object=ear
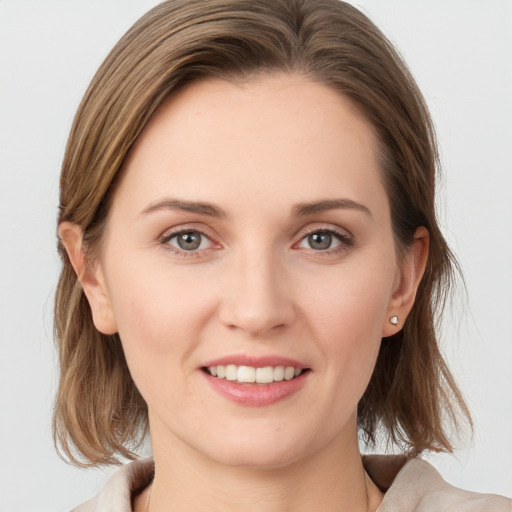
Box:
[58,222,118,335]
[382,226,429,337]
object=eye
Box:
[164,230,213,252]
[297,229,352,252]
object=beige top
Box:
[71,456,512,512]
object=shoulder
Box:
[70,455,510,512]
[70,457,154,512]
[364,455,512,512]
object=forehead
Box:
[116,73,387,218]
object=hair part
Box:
[54,0,471,467]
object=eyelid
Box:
[293,224,354,253]
[159,225,221,258]
[158,219,223,242]
[295,223,353,242]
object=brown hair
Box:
[54,0,471,467]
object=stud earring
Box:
[389,315,399,325]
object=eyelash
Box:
[159,228,214,258]
[159,227,354,258]
[297,227,354,256]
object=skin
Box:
[60,74,428,511]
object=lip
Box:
[200,354,310,407]
[201,369,309,407]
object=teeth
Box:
[256,366,273,383]
[226,364,237,381]
[206,365,304,384]
[237,366,256,383]
[273,366,284,381]
[284,366,295,380]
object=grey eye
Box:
[307,232,333,250]
[298,230,346,251]
[163,229,215,254]
[174,231,204,250]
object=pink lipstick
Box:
[200,355,310,407]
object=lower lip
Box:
[201,370,309,407]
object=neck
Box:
[140,417,383,512]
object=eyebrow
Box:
[141,197,372,219]
[293,198,372,218]
[141,198,226,218]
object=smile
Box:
[205,365,304,384]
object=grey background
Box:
[1,1,511,510]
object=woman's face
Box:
[82,74,419,468]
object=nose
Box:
[218,249,296,337]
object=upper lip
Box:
[202,354,308,369]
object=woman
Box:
[53,0,511,510]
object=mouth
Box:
[201,358,311,406]
[203,365,308,384]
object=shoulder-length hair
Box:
[54,0,471,466]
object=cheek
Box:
[302,261,394,339]
[300,262,394,387]
[106,248,210,336]
[103,254,216,390]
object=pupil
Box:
[309,232,331,250]
[178,232,201,250]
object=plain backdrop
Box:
[0,1,511,510]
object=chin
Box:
[213,445,305,471]
[195,426,320,471]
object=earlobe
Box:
[58,222,118,335]
[382,227,429,337]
